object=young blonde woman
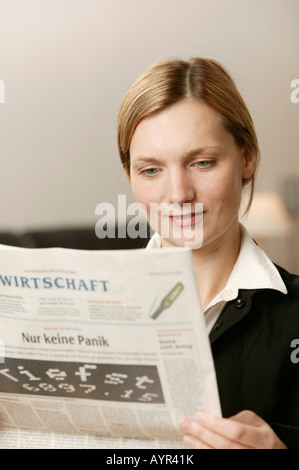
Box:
[117,58,299,449]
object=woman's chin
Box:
[161,231,204,249]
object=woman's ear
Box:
[242,148,256,181]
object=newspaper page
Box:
[0,244,221,449]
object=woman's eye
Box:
[140,168,159,177]
[193,160,214,169]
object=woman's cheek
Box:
[133,179,160,207]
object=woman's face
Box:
[129,99,255,249]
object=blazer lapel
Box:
[209,290,253,344]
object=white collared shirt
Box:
[146,226,287,333]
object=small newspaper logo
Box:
[0,80,5,104]
[0,340,5,363]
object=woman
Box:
[117,58,299,449]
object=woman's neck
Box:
[192,223,242,310]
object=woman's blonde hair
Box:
[117,57,260,213]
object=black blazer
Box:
[209,264,299,449]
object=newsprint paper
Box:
[0,244,221,449]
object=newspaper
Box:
[0,244,221,449]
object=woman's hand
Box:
[179,410,287,449]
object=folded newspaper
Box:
[0,244,221,449]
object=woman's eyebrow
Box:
[182,146,224,159]
[131,157,161,168]
[132,146,224,166]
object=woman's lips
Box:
[168,212,204,227]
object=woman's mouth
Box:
[169,212,204,227]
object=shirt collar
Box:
[146,232,163,249]
[207,226,288,309]
[145,226,288,309]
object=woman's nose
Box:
[166,170,195,204]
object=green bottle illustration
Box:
[151,282,184,320]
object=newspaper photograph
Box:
[0,245,221,448]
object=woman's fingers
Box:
[179,410,286,449]
[180,416,252,449]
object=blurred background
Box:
[0,0,298,272]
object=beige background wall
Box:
[0,0,298,271]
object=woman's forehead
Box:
[130,100,229,161]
